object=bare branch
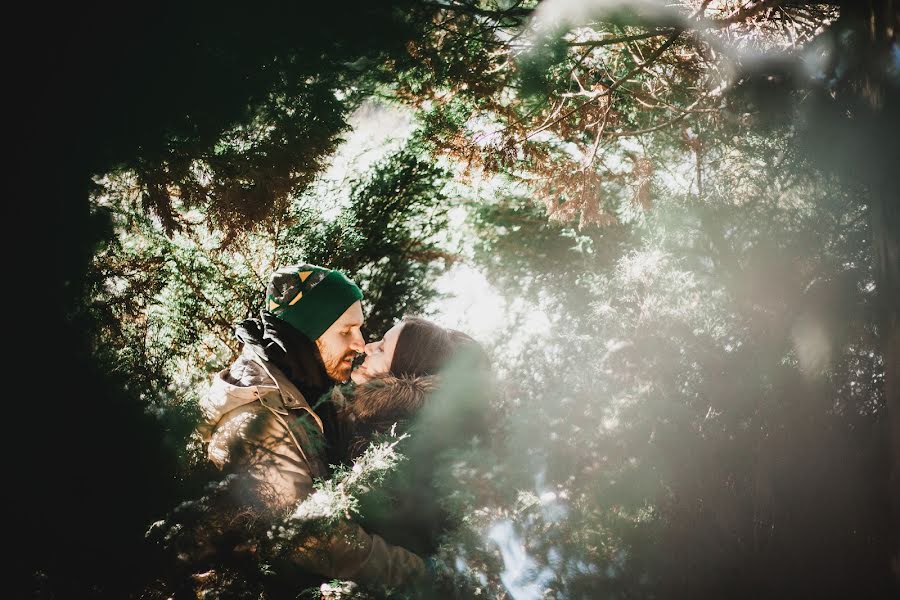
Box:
[422,0,534,23]
[523,30,683,141]
[705,0,782,28]
[566,30,674,47]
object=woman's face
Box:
[351,322,404,384]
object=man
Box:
[244,264,364,455]
[198,264,425,587]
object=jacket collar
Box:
[235,310,333,404]
[198,347,324,442]
[336,374,438,423]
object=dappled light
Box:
[21,1,899,599]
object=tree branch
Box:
[704,0,782,28]
[566,30,673,47]
[422,0,534,23]
[523,29,683,141]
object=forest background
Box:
[17,1,899,599]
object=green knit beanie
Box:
[265,264,363,341]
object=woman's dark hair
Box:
[389,317,490,377]
[389,317,455,378]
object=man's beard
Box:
[316,340,355,382]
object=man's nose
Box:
[349,331,365,352]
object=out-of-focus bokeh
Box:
[21,1,898,598]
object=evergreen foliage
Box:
[21,1,899,599]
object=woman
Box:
[329,317,491,555]
[331,317,487,461]
[351,317,469,384]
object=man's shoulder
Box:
[224,348,276,388]
[205,348,327,454]
[208,397,321,454]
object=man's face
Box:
[316,300,365,382]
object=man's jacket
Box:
[199,345,425,586]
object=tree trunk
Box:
[837,0,900,583]
[874,181,900,583]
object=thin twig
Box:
[704,0,782,28]
[609,111,692,138]
[566,30,673,47]
[422,0,533,23]
[522,30,683,141]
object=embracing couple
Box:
[198,264,488,590]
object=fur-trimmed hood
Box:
[329,374,439,465]
[332,374,438,424]
[329,370,492,467]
